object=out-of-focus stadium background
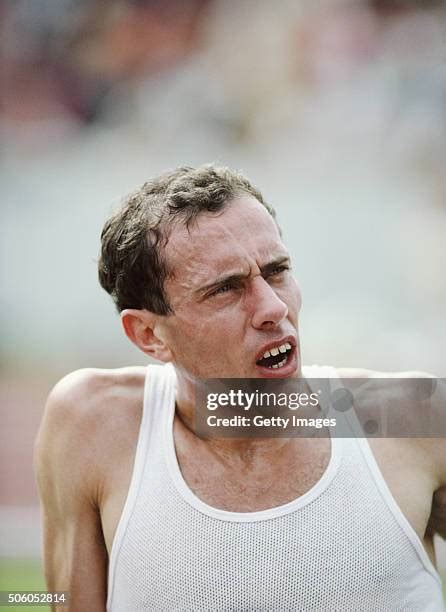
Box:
[1,0,446,605]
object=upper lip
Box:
[254,335,296,364]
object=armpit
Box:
[428,487,446,540]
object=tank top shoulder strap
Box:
[107,363,177,610]
[143,362,177,426]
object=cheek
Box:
[158,317,197,359]
[295,284,303,312]
[285,279,302,316]
[165,312,221,355]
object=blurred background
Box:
[1,0,446,605]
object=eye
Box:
[210,283,234,297]
[267,264,290,277]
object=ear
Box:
[121,309,173,363]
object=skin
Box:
[34,196,446,611]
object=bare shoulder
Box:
[335,366,440,411]
[41,366,146,432]
[35,366,147,504]
[36,365,147,463]
[335,367,446,484]
[335,366,438,397]
[335,366,437,380]
[46,365,146,407]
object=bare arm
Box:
[427,378,446,540]
[338,368,446,539]
[34,371,109,611]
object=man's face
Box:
[157,195,302,379]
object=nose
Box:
[250,276,288,330]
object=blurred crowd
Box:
[0,0,210,128]
[1,0,446,167]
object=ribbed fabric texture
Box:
[107,365,444,612]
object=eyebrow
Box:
[196,256,291,296]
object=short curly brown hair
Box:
[98,164,277,315]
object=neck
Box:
[173,365,312,459]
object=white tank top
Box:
[107,364,444,611]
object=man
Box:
[35,165,446,611]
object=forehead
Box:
[164,196,286,290]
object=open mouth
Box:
[256,342,293,370]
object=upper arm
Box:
[34,370,109,611]
[338,369,446,538]
[426,378,446,538]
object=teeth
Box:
[262,342,292,360]
[272,358,287,369]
